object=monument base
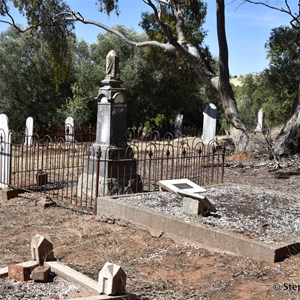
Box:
[77,173,143,198]
[78,155,142,197]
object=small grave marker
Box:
[31,234,55,265]
[158,179,216,216]
[24,117,34,146]
[174,112,183,138]
[202,103,217,144]
[65,116,74,142]
[0,114,11,189]
[98,262,127,296]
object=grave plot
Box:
[0,234,136,300]
[112,185,300,244]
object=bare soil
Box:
[0,154,300,300]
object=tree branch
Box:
[58,11,176,52]
[143,0,178,44]
[172,1,187,43]
[243,0,299,29]
[0,1,30,33]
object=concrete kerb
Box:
[96,196,300,263]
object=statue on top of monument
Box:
[96,50,123,101]
[105,50,119,79]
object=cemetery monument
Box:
[79,50,142,197]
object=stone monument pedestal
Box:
[78,50,142,198]
[80,145,142,197]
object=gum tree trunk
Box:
[216,0,248,151]
[274,82,300,155]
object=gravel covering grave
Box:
[118,185,300,243]
[0,277,83,300]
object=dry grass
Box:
[0,189,299,299]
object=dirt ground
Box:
[0,154,300,300]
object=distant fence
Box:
[0,130,225,214]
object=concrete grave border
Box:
[0,233,136,300]
[45,262,135,300]
[97,195,300,263]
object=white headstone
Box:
[174,113,183,138]
[65,116,74,142]
[24,117,34,146]
[255,109,264,132]
[0,114,11,188]
[202,103,217,144]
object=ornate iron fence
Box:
[0,130,225,214]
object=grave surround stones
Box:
[30,266,51,282]
[98,262,127,296]
[31,234,55,265]
[2,234,136,299]
[8,261,38,282]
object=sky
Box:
[0,0,297,76]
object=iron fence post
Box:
[95,145,101,200]
[221,143,225,183]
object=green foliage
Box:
[1,0,74,89]
[235,26,299,129]
[93,27,218,131]
[140,1,207,48]
[57,83,92,125]
[144,114,168,135]
[96,0,119,15]
[0,27,72,129]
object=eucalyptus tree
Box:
[242,0,300,155]
[90,26,216,130]
[65,0,245,134]
[0,27,72,129]
[0,0,246,139]
[0,0,74,88]
[6,0,299,154]
[235,24,299,129]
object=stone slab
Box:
[158,179,206,194]
[45,261,98,294]
[0,188,18,201]
[97,196,300,263]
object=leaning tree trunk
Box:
[274,82,300,155]
[216,0,248,151]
